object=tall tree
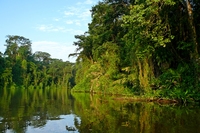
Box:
[122,0,175,91]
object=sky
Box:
[0,0,99,62]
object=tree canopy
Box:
[0,35,75,89]
[70,0,200,102]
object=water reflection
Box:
[0,88,200,133]
[0,87,75,133]
[73,93,200,133]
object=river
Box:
[0,87,200,133]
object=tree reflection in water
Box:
[0,88,200,133]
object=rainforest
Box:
[1,0,200,103]
[0,35,75,90]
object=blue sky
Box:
[0,0,99,62]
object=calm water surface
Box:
[0,88,200,133]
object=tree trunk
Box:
[185,0,199,88]
[185,0,198,60]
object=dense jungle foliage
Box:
[0,35,75,89]
[1,0,200,103]
[70,0,200,102]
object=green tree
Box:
[122,0,175,91]
[1,35,74,89]
[71,0,134,93]
[71,0,200,101]
[33,51,51,65]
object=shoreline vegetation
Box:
[71,90,189,105]
[69,0,200,105]
[1,0,200,105]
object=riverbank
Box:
[113,97,179,105]
[71,90,183,105]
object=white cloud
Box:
[37,24,85,35]
[85,0,94,5]
[51,26,65,32]
[54,18,60,21]
[63,6,91,21]
[64,28,84,34]
[37,25,66,32]
[32,41,58,45]
[32,41,77,62]
[66,20,73,24]
[37,25,53,32]
[78,9,91,20]
[74,20,81,26]
[38,25,49,31]
[34,2,94,63]
[76,0,95,5]
[37,4,92,33]
[71,29,84,35]
[64,11,74,16]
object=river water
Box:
[0,88,200,133]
